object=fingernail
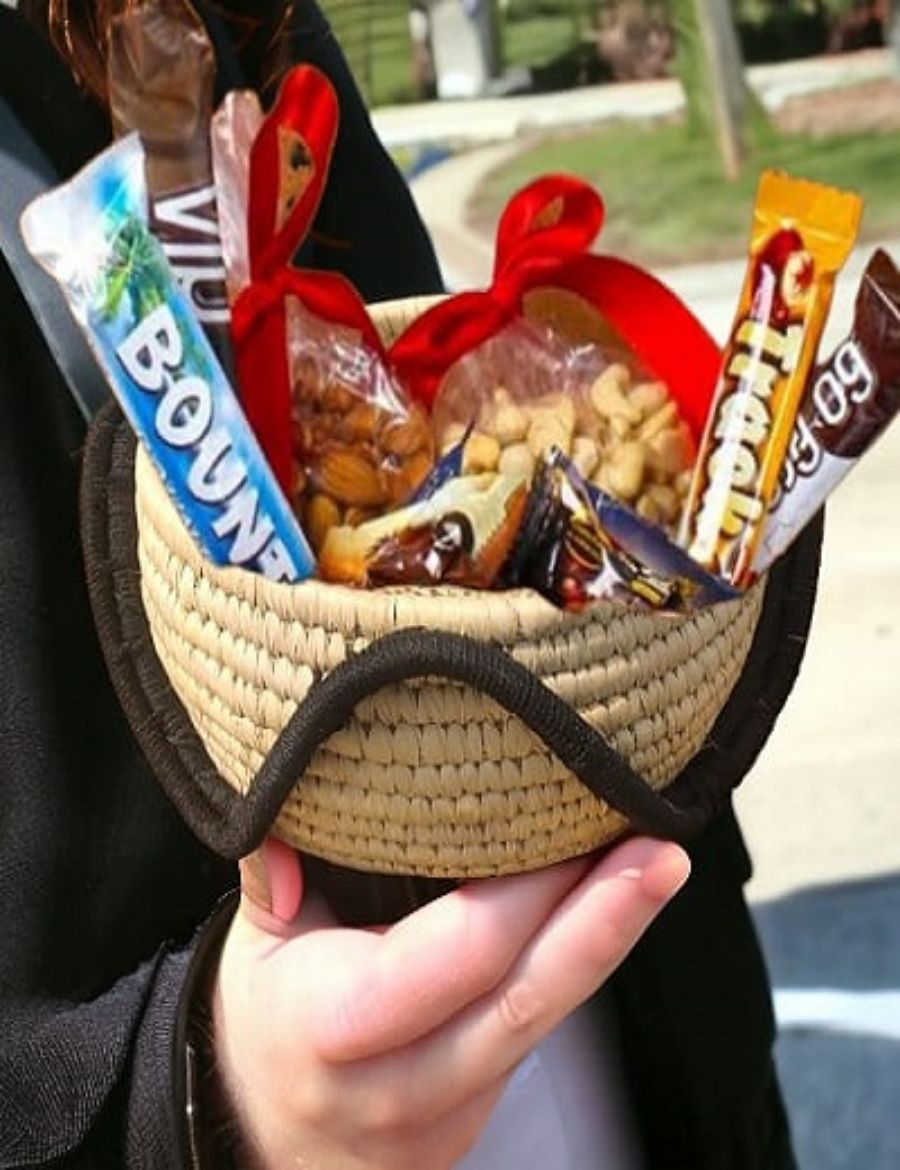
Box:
[642,843,691,902]
[240,849,272,914]
[613,839,691,901]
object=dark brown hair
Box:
[23,0,292,103]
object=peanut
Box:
[635,492,661,525]
[642,482,680,525]
[590,365,642,425]
[306,493,342,551]
[629,380,668,418]
[528,419,571,459]
[435,358,694,537]
[497,443,534,478]
[491,401,529,445]
[440,422,469,452]
[571,435,600,478]
[647,423,693,478]
[462,432,501,473]
[606,441,646,501]
[639,400,679,443]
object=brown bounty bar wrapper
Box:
[679,171,861,587]
[108,0,234,376]
[754,248,900,574]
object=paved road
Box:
[755,876,900,1169]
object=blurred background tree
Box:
[671,0,754,178]
[318,0,894,108]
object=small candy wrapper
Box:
[754,248,900,573]
[21,134,314,584]
[409,423,474,503]
[318,473,529,589]
[504,456,683,611]
[108,0,234,376]
[563,456,739,609]
[679,171,862,586]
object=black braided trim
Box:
[80,404,822,867]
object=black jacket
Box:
[0,5,795,1166]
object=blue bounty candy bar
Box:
[21,134,315,584]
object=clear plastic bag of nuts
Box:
[287,298,435,551]
[431,317,696,537]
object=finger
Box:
[455,837,688,1086]
[238,836,304,935]
[314,854,593,1062]
[372,837,689,1115]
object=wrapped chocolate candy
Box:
[318,473,529,589]
[504,457,681,611]
[108,0,233,375]
[679,171,862,586]
[754,248,900,573]
[568,458,738,609]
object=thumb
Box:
[238,836,304,934]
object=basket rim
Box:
[81,403,824,875]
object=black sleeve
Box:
[0,253,238,1167]
[608,809,796,1169]
[288,2,445,301]
[0,6,441,1163]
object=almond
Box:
[340,401,379,442]
[381,412,431,458]
[305,493,342,551]
[386,448,433,503]
[313,448,388,508]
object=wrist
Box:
[177,893,259,1169]
[185,983,258,1169]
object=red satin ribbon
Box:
[235,65,343,491]
[390,174,721,440]
[236,149,722,491]
[247,65,339,281]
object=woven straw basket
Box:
[121,295,773,881]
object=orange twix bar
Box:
[679,171,862,586]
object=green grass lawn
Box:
[468,120,900,266]
[502,14,580,70]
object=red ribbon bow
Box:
[389,174,721,440]
[233,79,721,494]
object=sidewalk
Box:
[375,48,893,150]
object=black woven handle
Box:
[243,627,709,856]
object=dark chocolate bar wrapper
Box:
[755,248,900,573]
[109,0,234,378]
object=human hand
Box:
[212,834,690,1170]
